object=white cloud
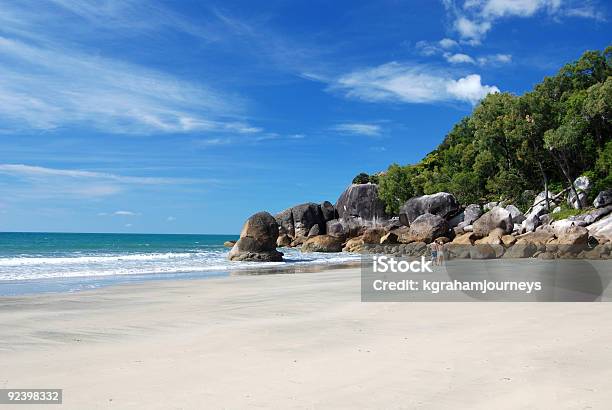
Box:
[446,74,500,104]
[454,17,492,43]
[166,216,176,222]
[451,0,603,43]
[0,164,206,199]
[0,164,186,185]
[332,62,499,105]
[445,53,476,64]
[477,53,513,65]
[333,123,382,136]
[113,210,139,216]
[478,0,561,19]
[563,6,607,21]
[439,38,459,49]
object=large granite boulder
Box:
[594,190,612,208]
[301,235,343,253]
[336,183,387,222]
[473,206,513,237]
[275,208,295,237]
[504,242,538,258]
[326,219,348,239]
[362,227,386,244]
[325,217,367,239]
[587,214,612,243]
[320,201,337,222]
[275,202,326,239]
[469,244,498,259]
[521,213,540,233]
[292,203,325,237]
[567,176,591,209]
[405,213,449,244]
[343,236,365,253]
[399,192,460,225]
[464,204,483,224]
[505,205,525,224]
[277,234,292,247]
[457,204,483,230]
[528,191,558,218]
[229,212,283,262]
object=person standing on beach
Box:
[431,241,438,266]
[436,240,445,266]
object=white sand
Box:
[1,267,611,409]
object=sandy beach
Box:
[1,266,612,409]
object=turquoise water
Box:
[0,232,358,295]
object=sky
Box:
[0,0,609,234]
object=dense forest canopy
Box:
[371,46,612,215]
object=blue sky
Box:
[0,0,609,234]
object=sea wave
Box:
[0,252,197,266]
[0,248,359,281]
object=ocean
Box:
[0,232,359,295]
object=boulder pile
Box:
[229,176,611,262]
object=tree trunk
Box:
[559,151,582,209]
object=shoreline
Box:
[0,258,362,297]
[2,265,612,409]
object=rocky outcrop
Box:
[275,208,295,237]
[379,232,398,244]
[223,240,236,248]
[528,191,559,218]
[336,184,387,222]
[505,204,525,224]
[343,236,366,253]
[470,244,498,259]
[277,234,292,247]
[504,243,538,258]
[567,176,592,209]
[473,206,513,237]
[404,213,449,243]
[326,219,348,239]
[301,235,344,253]
[456,204,482,230]
[587,214,612,243]
[308,225,321,237]
[320,201,337,221]
[229,212,283,262]
[399,192,460,225]
[594,190,612,208]
[362,227,386,244]
[325,217,367,240]
[292,203,325,237]
[275,202,331,241]
[521,213,540,233]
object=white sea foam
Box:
[0,248,359,281]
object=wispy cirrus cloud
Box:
[0,1,263,135]
[332,123,383,137]
[0,164,209,199]
[331,62,499,105]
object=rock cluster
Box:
[229,175,611,261]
